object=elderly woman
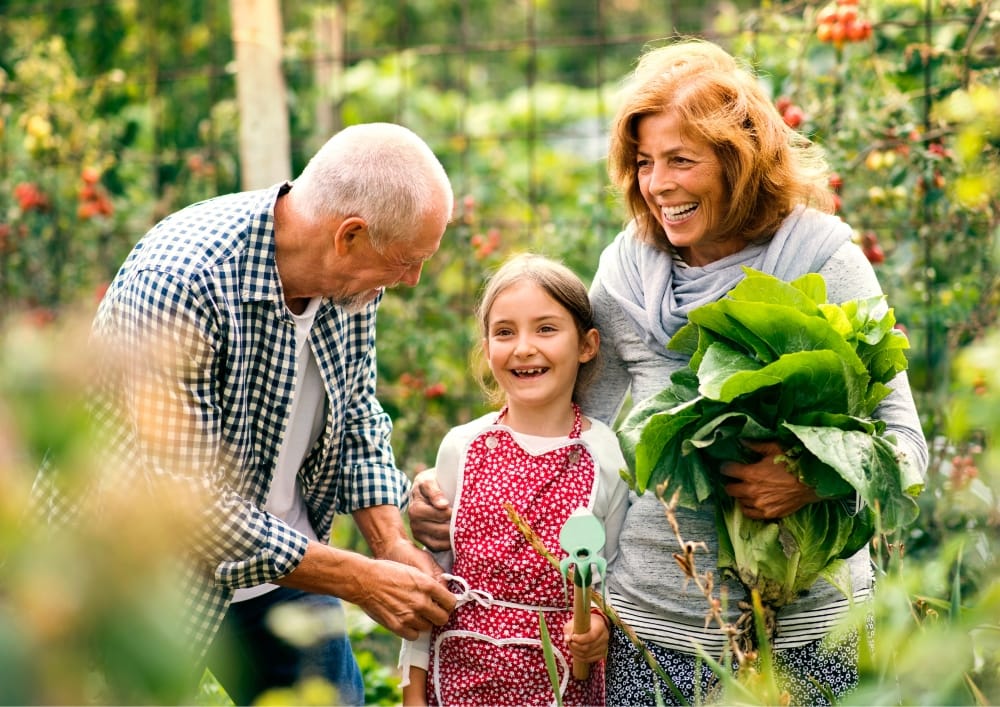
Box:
[411,38,927,705]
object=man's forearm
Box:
[274,508,454,639]
[354,504,445,580]
[274,540,372,603]
[353,503,412,559]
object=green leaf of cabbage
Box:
[617,267,923,613]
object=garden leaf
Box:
[616,268,921,620]
[783,422,922,530]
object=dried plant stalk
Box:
[503,501,683,700]
[505,482,767,702]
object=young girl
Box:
[399,253,630,706]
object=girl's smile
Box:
[483,280,598,434]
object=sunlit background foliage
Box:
[0,0,997,704]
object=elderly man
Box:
[37,123,457,704]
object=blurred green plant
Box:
[841,323,1000,703]
[0,0,999,701]
[0,308,205,704]
[0,18,237,319]
[195,670,236,706]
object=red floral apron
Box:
[428,404,604,706]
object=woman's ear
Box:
[579,328,600,363]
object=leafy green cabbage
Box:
[617,268,923,624]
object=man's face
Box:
[328,207,448,311]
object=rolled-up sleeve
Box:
[336,345,411,512]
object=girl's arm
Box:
[584,417,631,565]
[402,667,428,706]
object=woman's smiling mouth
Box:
[662,202,699,222]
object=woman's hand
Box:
[721,440,820,519]
[408,469,453,552]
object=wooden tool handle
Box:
[572,581,591,680]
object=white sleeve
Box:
[398,631,431,687]
[583,419,631,568]
[399,419,483,685]
[425,423,469,572]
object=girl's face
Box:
[483,281,598,416]
[636,110,740,265]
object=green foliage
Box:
[0,0,998,703]
[194,671,235,706]
[0,16,236,316]
[845,535,1000,705]
[618,270,920,636]
[253,676,340,706]
[538,612,564,707]
[725,0,1000,428]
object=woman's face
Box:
[636,111,739,265]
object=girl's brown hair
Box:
[473,252,600,406]
[607,38,835,250]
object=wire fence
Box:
[0,0,994,314]
[1,0,816,215]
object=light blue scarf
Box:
[596,206,852,350]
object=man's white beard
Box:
[333,287,382,315]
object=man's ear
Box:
[333,216,368,256]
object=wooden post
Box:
[229,0,291,188]
[312,5,344,151]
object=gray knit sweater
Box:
[580,210,928,653]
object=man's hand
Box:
[721,440,820,520]
[407,468,452,552]
[352,505,454,632]
[380,535,446,581]
[276,541,456,641]
[348,556,455,640]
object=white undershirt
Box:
[232,298,327,602]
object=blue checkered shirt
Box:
[69,183,410,662]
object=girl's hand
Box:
[563,610,609,664]
[721,440,820,519]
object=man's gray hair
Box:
[293,123,454,251]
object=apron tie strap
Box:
[442,573,495,608]
[443,573,569,612]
